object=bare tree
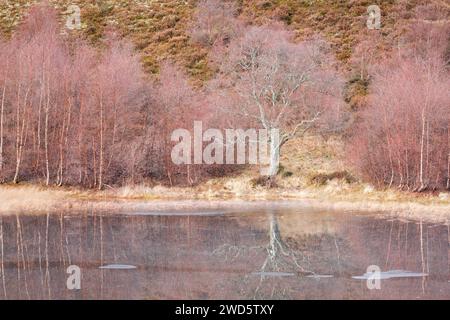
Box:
[213,25,344,177]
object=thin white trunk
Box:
[36,76,44,170]
[98,94,104,190]
[447,125,450,189]
[0,85,5,173]
[419,109,426,190]
[44,97,50,186]
[268,142,280,177]
[13,88,29,184]
[0,61,8,176]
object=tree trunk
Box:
[13,87,29,184]
[78,96,84,185]
[418,109,426,191]
[0,61,8,179]
[44,92,50,186]
[98,95,104,190]
[36,74,44,171]
[14,110,29,183]
[0,84,5,174]
[268,135,280,177]
[447,125,450,189]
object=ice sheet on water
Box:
[251,272,295,277]
[124,210,229,216]
[306,274,334,279]
[99,264,137,270]
[352,270,428,280]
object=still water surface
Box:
[0,204,448,299]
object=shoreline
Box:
[1,183,450,223]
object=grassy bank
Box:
[1,177,450,223]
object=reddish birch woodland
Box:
[349,6,450,191]
[0,2,448,191]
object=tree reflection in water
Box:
[214,211,320,299]
[0,208,448,299]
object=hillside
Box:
[0,0,444,80]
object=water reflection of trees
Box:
[0,210,448,299]
[213,211,350,299]
[253,212,316,299]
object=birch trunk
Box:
[44,82,50,186]
[268,142,280,177]
[98,94,104,190]
[0,84,5,174]
[419,109,426,191]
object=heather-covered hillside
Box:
[1,0,446,79]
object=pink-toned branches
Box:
[349,47,450,190]
[212,24,344,175]
[0,4,147,188]
[349,7,450,191]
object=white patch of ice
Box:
[352,270,428,280]
[125,211,228,216]
[251,272,295,277]
[306,274,334,279]
[99,264,137,270]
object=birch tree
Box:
[214,25,343,177]
[350,16,450,191]
[0,39,9,180]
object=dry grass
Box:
[0,184,68,214]
[1,177,450,223]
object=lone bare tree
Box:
[213,25,343,177]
